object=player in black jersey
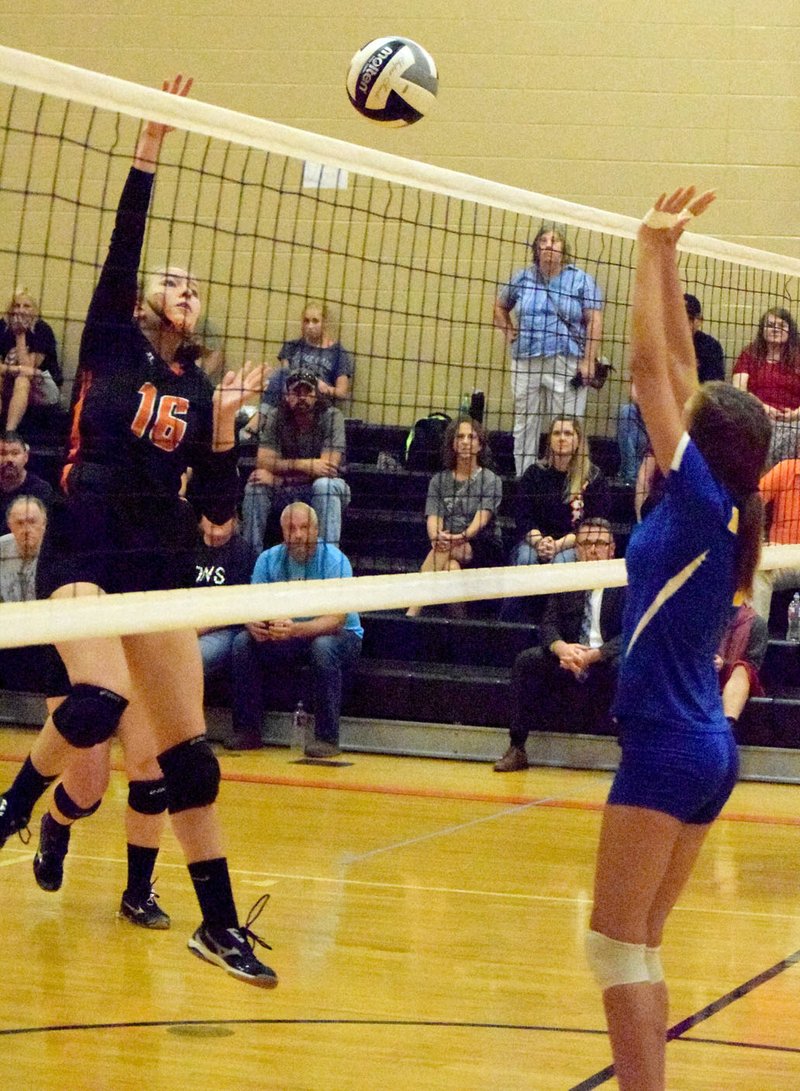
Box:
[0,76,278,987]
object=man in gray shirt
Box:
[0,493,46,603]
[241,368,351,552]
[0,494,66,694]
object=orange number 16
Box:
[131,382,190,452]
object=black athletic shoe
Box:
[188,893,278,988]
[118,886,171,930]
[33,813,70,892]
[0,794,30,850]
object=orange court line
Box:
[2,748,799,827]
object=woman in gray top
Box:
[407,417,503,616]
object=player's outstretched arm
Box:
[133,74,193,174]
[631,186,715,473]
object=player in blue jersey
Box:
[585,188,771,1090]
[0,77,278,988]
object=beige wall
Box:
[3,2,798,432]
[8,0,798,254]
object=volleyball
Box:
[346,37,438,127]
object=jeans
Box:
[199,626,241,680]
[498,542,577,621]
[230,628,362,744]
[241,477,351,552]
[616,402,649,485]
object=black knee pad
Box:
[127,778,168,816]
[157,737,220,814]
[52,684,129,749]
[53,782,101,821]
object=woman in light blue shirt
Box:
[493,224,603,475]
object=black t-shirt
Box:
[695,330,725,383]
[0,318,61,385]
[194,533,255,588]
[513,462,610,541]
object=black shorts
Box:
[37,490,197,599]
[0,645,70,699]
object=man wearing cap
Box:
[241,368,351,552]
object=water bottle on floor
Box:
[787,593,800,643]
[291,700,310,751]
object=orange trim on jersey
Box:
[61,369,93,493]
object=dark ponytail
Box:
[688,382,771,595]
[735,492,765,595]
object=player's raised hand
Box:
[640,186,716,247]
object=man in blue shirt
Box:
[227,501,362,756]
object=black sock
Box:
[43,813,70,843]
[126,844,159,899]
[188,857,238,931]
[6,757,57,819]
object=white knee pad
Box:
[645,945,664,984]
[585,929,650,990]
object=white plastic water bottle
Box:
[787,592,800,643]
[291,700,310,750]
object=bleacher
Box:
[3,416,800,779]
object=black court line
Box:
[569,947,800,1090]
[0,1017,605,1038]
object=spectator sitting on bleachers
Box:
[752,457,800,624]
[241,368,351,551]
[0,288,62,433]
[259,300,353,411]
[194,514,255,685]
[0,430,54,534]
[511,417,609,565]
[732,308,800,467]
[494,518,624,772]
[716,602,767,725]
[406,416,503,618]
[499,417,608,622]
[228,501,362,756]
[0,495,66,694]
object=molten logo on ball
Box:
[346,36,438,127]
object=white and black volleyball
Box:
[346,37,438,127]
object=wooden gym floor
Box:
[1,726,800,1090]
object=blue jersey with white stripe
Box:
[614,434,738,730]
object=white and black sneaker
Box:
[0,794,30,850]
[188,893,278,988]
[118,886,171,930]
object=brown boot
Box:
[493,746,529,772]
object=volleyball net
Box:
[0,46,799,646]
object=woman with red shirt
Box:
[732,307,800,465]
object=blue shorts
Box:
[608,719,739,825]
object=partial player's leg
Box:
[116,696,170,929]
[589,803,685,1091]
[122,628,277,987]
[32,701,109,892]
[0,583,130,849]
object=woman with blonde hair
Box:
[0,76,277,988]
[0,287,62,430]
[263,299,354,406]
[510,416,609,567]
